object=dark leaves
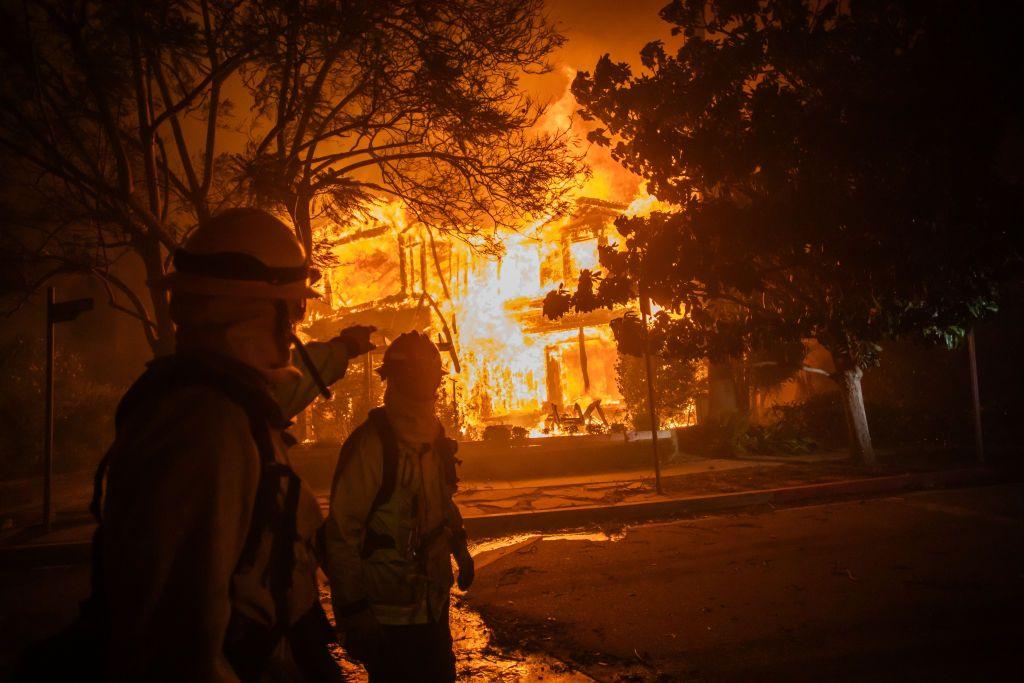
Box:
[549,0,1021,371]
[541,287,572,320]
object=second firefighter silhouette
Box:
[325,331,473,682]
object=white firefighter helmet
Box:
[162,208,319,300]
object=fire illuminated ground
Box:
[4,483,1019,681]
[322,579,595,683]
[466,484,1024,681]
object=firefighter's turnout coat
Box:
[98,341,349,682]
[325,403,465,626]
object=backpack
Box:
[15,352,342,683]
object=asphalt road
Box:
[467,484,1024,682]
[2,484,1021,681]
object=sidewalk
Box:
[0,452,1008,566]
[461,464,1002,538]
[455,458,781,515]
[0,453,835,545]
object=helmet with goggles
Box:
[163,208,319,300]
[378,331,443,379]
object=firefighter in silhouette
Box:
[19,208,375,682]
[325,331,473,683]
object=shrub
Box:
[615,354,700,431]
[0,335,119,480]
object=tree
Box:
[0,333,120,479]
[545,0,1023,465]
[613,319,702,430]
[232,0,582,260]
[0,0,271,355]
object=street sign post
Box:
[639,285,663,495]
[967,329,984,463]
[43,287,93,531]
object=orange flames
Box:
[301,72,674,438]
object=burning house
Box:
[298,198,630,442]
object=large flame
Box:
[302,72,680,438]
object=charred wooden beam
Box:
[579,326,591,392]
[517,306,624,334]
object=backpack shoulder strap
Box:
[322,408,402,561]
[434,427,461,489]
[330,420,371,496]
[330,408,400,512]
[367,408,400,512]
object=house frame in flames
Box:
[298,198,630,441]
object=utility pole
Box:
[43,286,93,531]
[967,329,984,463]
[639,286,663,494]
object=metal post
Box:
[640,290,663,494]
[43,286,55,531]
[967,329,984,463]
[39,289,91,531]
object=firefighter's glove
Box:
[341,608,384,668]
[334,325,376,358]
[455,547,475,591]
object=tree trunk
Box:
[836,365,876,467]
[139,238,175,357]
[734,355,751,417]
[292,194,314,260]
[706,359,739,424]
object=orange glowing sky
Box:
[524,0,676,204]
[199,1,674,205]
[527,0,675,101]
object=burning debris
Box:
[299,197,638,441]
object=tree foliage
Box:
[232,0,583,259]
[545,0,1023,462]
[0,334,120,480]
[615,346,701,431]
[0,0,581,354]
[0,0,271,353]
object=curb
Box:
[0,467,1005,568]
[461,466,1003,539]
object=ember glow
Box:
[302,196,633,437]
[295,75,678,438]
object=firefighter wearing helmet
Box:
[90,208,372,682]
[325,331,473,683]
